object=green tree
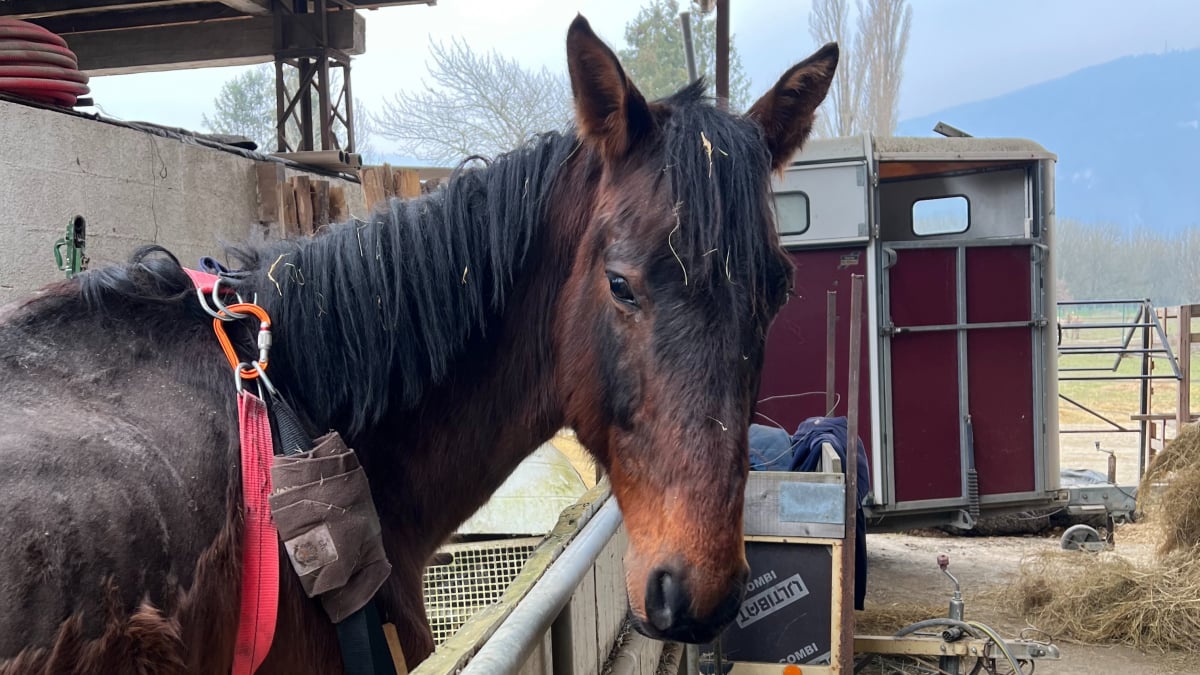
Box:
[617,0,751,111]
[202,64,275,151]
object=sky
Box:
[85,0,1200,144]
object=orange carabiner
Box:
[213,302,273,380]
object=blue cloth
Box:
[788,416,870,504]
[748,423,795,471]
[748,416,869,610]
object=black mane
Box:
[658,79,787,314]
[73,81,786,437]
[228,130,581,434]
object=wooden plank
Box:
[1,0,194,18]
[820,442,843,474]
[382,623,409,675]
[359,165,394,212]
[313,180,331,231]
[394,168,421,199]
[31,5,241,34]
[827,539,845,674]
[854,635,988,657]
[278,181,299,237]
[291,175,314,236]
[1179,305,1192,431]
[593,527,629,668]
[66,12,366,76]
[255,161,285,225]
[564,567,599,674]
[214,0,272,14]
[516,630,552,675]
[1132,413,1184,421]
[329,186,348,222]
[729,665,833,675]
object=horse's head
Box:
[555,16,838,644]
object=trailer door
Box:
[878,166,1049,517]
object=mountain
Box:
[897,49,1200,234]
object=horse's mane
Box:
[73,79,784,437]
[226,129,581,433]
[658,80,785,314]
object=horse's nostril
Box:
[646,567,689,632]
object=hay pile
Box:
[855,602,946,636]
[1012,547,1200,651]
[1138,422,1200,555]
[1010,423,1200,652]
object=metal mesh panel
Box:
[421,537,542,645]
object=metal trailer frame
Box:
[757,132,1082,533]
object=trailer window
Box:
[912,196,969,236]
[773,191,809,236]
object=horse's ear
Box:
[746,42,839,172]
[566,14,653,162]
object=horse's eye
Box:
[607,273,637,306]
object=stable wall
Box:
[0,99,366,306]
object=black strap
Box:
[265,393,398,675]
[335,602,398,675]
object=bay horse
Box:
[0,15,837,674]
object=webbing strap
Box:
[184,267,220,294]
[232,389,280,675]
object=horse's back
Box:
[0,293,238,669]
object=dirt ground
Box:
[858,527,1195,674]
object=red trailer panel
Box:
[965,246,1036,496]
[757,247,872,465]
[887,248,963,503]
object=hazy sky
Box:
[86,0,1200,141]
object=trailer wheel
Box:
[1060,524,1102,551]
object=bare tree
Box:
[858,0,912,136]
[808,0,860,137]
[808,0,911,137]
[372,37,571,164]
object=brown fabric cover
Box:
[269,432,391,622]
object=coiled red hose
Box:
[0,18,89,107]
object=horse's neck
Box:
[270,150,596,559]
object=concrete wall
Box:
[0,99,366,306]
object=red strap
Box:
[184,268,220,294]
[232,390,279,674]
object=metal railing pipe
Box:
[461,496,624,675]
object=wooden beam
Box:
[279,182,299,237]
[67,11,366,76]
[0,1,197,19]
[290,176,314,236]
[255,160,285,225]
[328,186,348,223]
[213,0,272,15]
[33,5,242,35]
[1179,304,1193,432]
[313,180,331,231]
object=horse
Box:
[0,15,837,674]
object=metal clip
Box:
[197,276,249,321]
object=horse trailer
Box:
[757,132,1065,532]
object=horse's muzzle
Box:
[633,563,747,644]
